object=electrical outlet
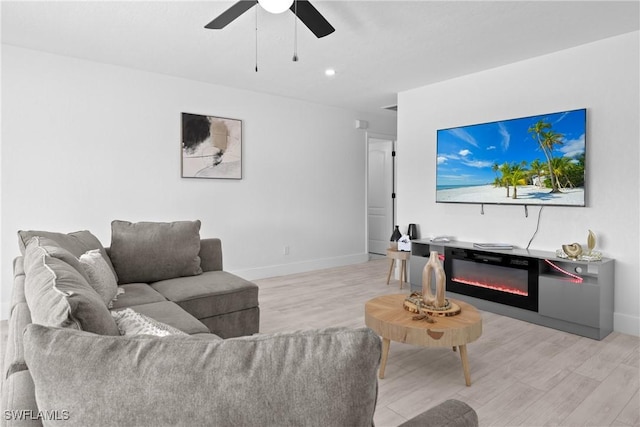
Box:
[283,246,290,255]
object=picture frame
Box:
[181,112,242,179]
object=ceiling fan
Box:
[205,0,335,38]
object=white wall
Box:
[397,32,640,336]
[0,45,397,319]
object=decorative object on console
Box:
[555,229,601,260]
[561,243,583,259]
[587,229,596,255]
[181,113,242,179]
[555,248,602,261]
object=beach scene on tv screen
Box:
[436,109,586,206]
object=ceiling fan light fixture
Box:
[258,0,294,14]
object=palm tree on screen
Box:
[551,156,577,189]
[509,162,527,199]
[498,162,511,198]
[528,120,564,193]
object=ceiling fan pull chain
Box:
[255,5,259,72]
[292,0,298,62]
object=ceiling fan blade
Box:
[205,0,258,29]
[290,0,335,38]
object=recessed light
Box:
[325,69,336,77]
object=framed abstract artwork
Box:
[181,112,242,179]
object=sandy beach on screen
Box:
[437,184,584,205]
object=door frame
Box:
[365,132,397,255]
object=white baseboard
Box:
[614,312,640,337]
[229,253,370,281]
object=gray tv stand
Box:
[409,239,614,340]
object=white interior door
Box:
[367,136,395,255]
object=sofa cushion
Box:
[109,283,167,310]
[199,307,260,339]
[1,370,39,427]
[79,249,119,307]
[10,257,27,315]
[3,302,31,380]
[17,229,117,281]
[27,236,94,283]
[151,271,259,320]
[23,325,381,427]
[110,220,203,284]
[123,301,210,335]
[111,308,188,337]
[23,238,120,336]
[199,238,223,272]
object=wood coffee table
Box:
[364,294,482,386]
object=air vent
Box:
[382,104,398,112]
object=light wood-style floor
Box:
[2,259,638,426]
[254,259,640,427]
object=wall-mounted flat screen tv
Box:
[436,108,586,207]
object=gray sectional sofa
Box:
[1,220,478,427]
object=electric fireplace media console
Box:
[409,239,614,340]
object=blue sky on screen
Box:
[436,109,586,187]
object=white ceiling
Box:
[2,1,639,115]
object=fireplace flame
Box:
[452,277,528,296]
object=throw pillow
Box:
[79,249,118,307]
[27,236,93,283]
[23,237,120,336]
[111,308,187,336]
[17,229,118,282]
[24,325,380,427]
[109,220,203,284]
